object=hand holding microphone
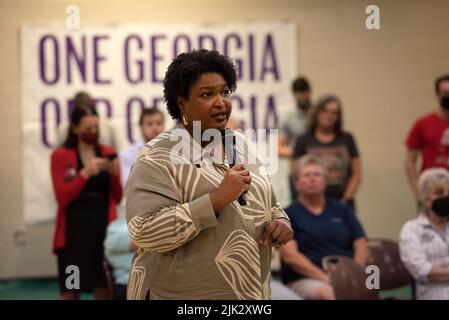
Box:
[209,128,251,214]
[222,128,248,205]
[210,164,251,213]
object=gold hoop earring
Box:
[182,113,189,126]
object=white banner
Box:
[21,23,296,223]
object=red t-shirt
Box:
[406,112,449,171]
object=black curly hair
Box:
[163,49,237,120]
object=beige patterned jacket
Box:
[125,125,290,300]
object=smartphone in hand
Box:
[105,153,117,161]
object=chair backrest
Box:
[367,238,413,291]
[322,255,379,300]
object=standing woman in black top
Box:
[292,95,361,209]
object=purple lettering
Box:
[124,35,144,84]
[151,35,166,83]
[261,34,280,81]
[248,34,255,81]
[223,34,242,79]
[126,97,145,143]
[250,95,257,131]
[66,36,86,84]
[264,95,278,129]
[173,34,192,58]
[93,35,111,84]
[41,98,61,148]
[67,99,75,121]
[39,35,60,85]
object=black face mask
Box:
[297,99,311,112]
[441,96,449,111]
[431,196,449,217]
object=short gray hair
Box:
[294,155,327,179]
[417,168,449,202]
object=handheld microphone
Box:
[222,128,247,206]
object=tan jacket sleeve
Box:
[125,155,218,252]
[270,186,291,224]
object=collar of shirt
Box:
[169,123,265,173]
[416,213,449,235]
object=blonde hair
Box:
[417,168,449,203]
[294,154,328,180]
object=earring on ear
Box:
[182,113,189,126]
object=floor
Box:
[0,279,413,300]
[0,279,94,300]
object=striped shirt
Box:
[125,125,290,300]
[399,214,449,299]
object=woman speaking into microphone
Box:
[125,49,292,300]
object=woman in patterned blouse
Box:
[125,49,292,300]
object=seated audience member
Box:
[104,218,137,300]
[280,155,369,300]
[120,108,165,186]
[399,168,449,300]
